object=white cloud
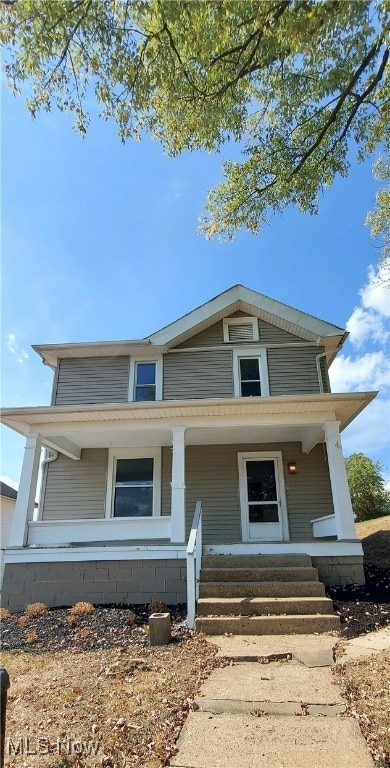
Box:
[346,306,389,348]
[360,261,390,318]
[345,260,390,347]
[341,397,390,458]
[329,350,389,392]
[7,333,29,364]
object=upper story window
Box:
[239,357,261,396]
[233,347,269,397]
[129,357,162,402]
[223,317,259,343]
[135,362,156,401]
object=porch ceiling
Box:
[1,392,377,454]
[41,423,318,450]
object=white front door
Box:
[238,452,289,542]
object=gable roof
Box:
[33,284,347,366]
[149,285,347,360]
[0,481,17,500]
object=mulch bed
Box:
[326,563,390,639]
[2,563,389,651]
[1,604,189,654]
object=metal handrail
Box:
[186,501,202,628]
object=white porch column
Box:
[9,433,43,547]
[170,426,186,543]
[323,421,356,540]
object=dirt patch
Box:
[0,604,187,654]
[334,649,390,767]
[327,564,390,639]
[1,630,225,768]
[326,517,390,639]
[356,515,390,568]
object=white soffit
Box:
[0,392,377,437]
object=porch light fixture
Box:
[288,462,297,474]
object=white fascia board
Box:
[204,541,364,556]
[5,545,186,564]
[33,340,166,367]
[149,284,346,347]
[0,392,378,436]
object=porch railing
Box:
[186,501,202,629]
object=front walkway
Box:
[168,632,384,768]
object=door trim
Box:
[238,451,290,543]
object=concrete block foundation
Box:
[1,559,187,612]
[312,555,365,586]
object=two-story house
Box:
[1,286,376,633]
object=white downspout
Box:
[36,450,58,521]
[316,352,327,393]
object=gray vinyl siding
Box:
[258,320,302,344]
[41,449,108,520]
[55,357,130,405]
[176,321,224,348]
[267,346,327,395]
[175,315,302,349]
[163,349,234,400]
[41,443,333,542]
[181,443,333,544]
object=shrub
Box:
[148,600,169,615]
[69,601,95,616]
[0,608,12,620]
[73,628,91,642]
[125,610,136,628]
[26,630,38,644]
[25,602,48,617]
[18,615,30,627]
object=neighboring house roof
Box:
[0,482,17,501]
[32,284,348,367]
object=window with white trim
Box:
[128,357,162,401]
[106,448,161,518]
[223,317,259,343]
[233,347,269,397]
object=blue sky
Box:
[1,83,389,489]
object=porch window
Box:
[113,458,154,517]
[106,448,162,518]
[233,347,270,397]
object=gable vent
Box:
[228,323,255,342]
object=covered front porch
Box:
[3,393,373,553]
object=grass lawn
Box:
[333,515,390,768]
[0,608,223,768]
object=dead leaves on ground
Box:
[335,649,390,767]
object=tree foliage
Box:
[346,452,390,522]
[1,0,389,238]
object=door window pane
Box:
[246,460,276,502]
[135,363,156,401]
[249,504,279,523]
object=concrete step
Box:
[199,580,326,598]
[197,596,334,617]
[202,554,312,568]
[200,566,319,583]
[195,613,340,635]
